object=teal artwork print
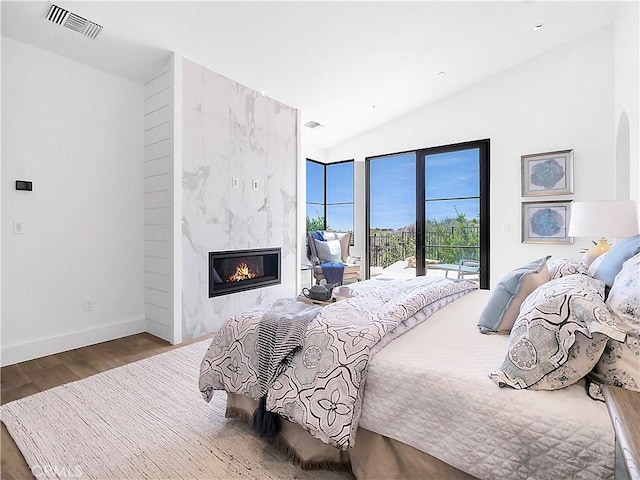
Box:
[530,159,565,189]
[530,208,564,236]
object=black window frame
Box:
[306,158,355,239]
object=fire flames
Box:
[228,262,257,282]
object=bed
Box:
[199,248,640,479]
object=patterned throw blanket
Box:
[255,298,321,397]
[199,276,477,450]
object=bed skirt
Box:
[225,393,475,480]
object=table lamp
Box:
[568,200,639,266]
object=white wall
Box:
[614,2,639,204]
[1,37,145,365]
[325,26,616,286]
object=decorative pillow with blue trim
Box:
[477,256,550,334]
[490,274,625,391]
[592,234,640,288]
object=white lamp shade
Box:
[568,200,639,238]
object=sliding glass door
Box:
[367,140,489,288]
[366,152,416,278]
[416,141,489,288]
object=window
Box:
[306,160,325,231]
[306,159,354,235]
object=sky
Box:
[370,149,480,229]
[306,148,480,232]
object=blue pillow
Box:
[592,234,640,287]
[478,256,550,334]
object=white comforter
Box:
[360,289,615,480]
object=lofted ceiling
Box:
[1,1,621,149]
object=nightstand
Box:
[603,385,640,480]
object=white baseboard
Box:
[1,317,147,367]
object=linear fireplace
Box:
[209,248,281,297]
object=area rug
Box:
[1,340,352,480]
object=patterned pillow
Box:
[314,239,342,263]
[590,253,640,392]
[477,256,550,334]
[490,275,625,390]
[547,257,588,280]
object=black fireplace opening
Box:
[209,248,281,297]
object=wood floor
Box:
[1,332,210,480]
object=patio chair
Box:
[426,257,479,282]
[307,231,361,285]
[457,258,480,282]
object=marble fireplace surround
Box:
[181,58,298,341]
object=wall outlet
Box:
[84,298,93,311]
[13,221,24,235]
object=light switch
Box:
[232,177,239,189]
[13,221,24,234]
[252,180,259,190]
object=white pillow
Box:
[314,239,342,263]
[324,231,350,262]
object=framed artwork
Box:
[522,200,573,244]
[521,149,574,197]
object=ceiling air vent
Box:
[304,121,324,129]
[46,4,103,39]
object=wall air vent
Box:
[304,121,324,129]
[46,4,103,39]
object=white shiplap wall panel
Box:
[144,173,172,193]
[145,68,171,96]
[145,287,172,310]
[145,190,172,208]
[144,122,171,146]
[144,224,172,242]
[144,207,172,226]
[145,88,172,114]
[144,256,172,274]
[144,240,172,259]
[144,156,172,178]
[144,106,171,131]
[144,272,172,293]
[144,60,174,343]
[144,140,171,162]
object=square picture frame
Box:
[522,200,573,244]
[521,149,574,197]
